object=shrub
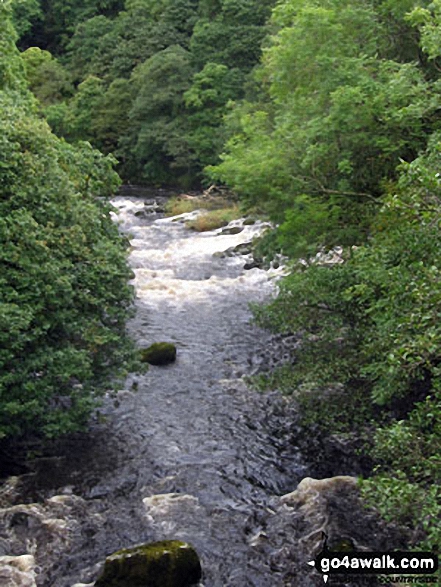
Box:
[252,136,441,550]
[0,16,138,438]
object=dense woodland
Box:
[1,0,441,560]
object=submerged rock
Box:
[94,540,201,587]
[140,343,177,366]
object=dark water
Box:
[0,195,310,587]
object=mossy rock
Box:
[219,226,243,235]
[95,540,201,587]
[140,342,177,366]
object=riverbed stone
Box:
[0,555,37,587]
[280,476,408,555]
[218,226,243,235]
[140,343,177,366]
[94,541,201,587]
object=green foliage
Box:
[184,63,244,170]
[0,12,137,440]
[209,0,440,253]
[65,0,198,83]
[190,0,273,71]
[120,45,195,184]
[407,0,441,61]
[21,0,274,186]
[252,133,441,551]
[34,0,124,52]
[361,474,441,551]
[0,1,28,94]
[22,47,73,105]
[65,76,105,140]
[11,0,42,39]
[65,15,116,81]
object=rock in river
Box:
[0,555,37,587]
[140,342,177,366]
[94,540,201,587]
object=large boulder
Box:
[140,343,177,366]
[278,476,408,558]
[94,541,201,587]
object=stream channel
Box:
[1,191,320,587]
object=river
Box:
[1,192,318,586]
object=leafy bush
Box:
[0,9,137,439]
[252,135,441,549]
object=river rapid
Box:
[1,192,318,586]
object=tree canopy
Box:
[1,3,136,439]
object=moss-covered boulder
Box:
[140,343,177,366]
[95,540,201,587]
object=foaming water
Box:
[1,195,307,587]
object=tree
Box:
[120,45,195,184]
[209,0,439,253]
[253,135,441,552]
[32,0,124,53]
[0,1,28,94]
[190,0,274,71]
[22,46,73,105]
[0,6,136,439]
[184,63,244,170]
[11,0,42,39]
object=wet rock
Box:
[281,476,360,553]
[247,332,300,375]
[280,476,407,556]
[0,477,22,508]
[243,261,260,270]
[243,218,256,226]
[0,555,37,587]
[218,226,243,236]
[133,200,166,217]
[255,476,408,586]
[213,242,253,260]
[140,343,177,366]
[0,494,106,586]
[94,541,201,587]
[232,242,253,255]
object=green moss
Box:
[140,342,177,366]
[95,540,201,587]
